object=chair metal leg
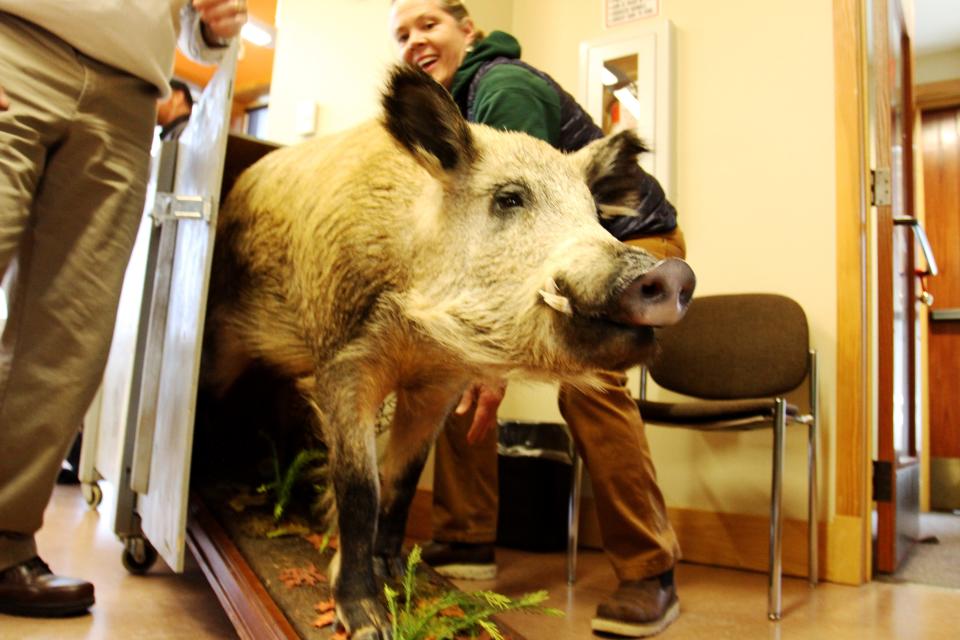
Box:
[808,350,819,587]
[808,419,818,587]
[567,450,584,584]
[768,398,787,620]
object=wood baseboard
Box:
[579,497,867,584]
[406,489,865,585]
[918,78,960,111]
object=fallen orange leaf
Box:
[303,532,328,551]
[312,611,336,628]
[439,604,466,618]
[314,598,336,614]
[277,563,326,588]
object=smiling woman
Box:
[388,0,478,90]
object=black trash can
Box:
[496,420,574,552]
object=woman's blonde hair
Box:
[438,0,486,40]
[393,0,486,40]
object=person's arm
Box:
[471,65,562,145]
[179,0,246,64]
[0,86,8,111]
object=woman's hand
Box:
[0,85,9,111]
[194,0,247,42]
[456,380,508,445]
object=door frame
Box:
[868,0,922,575]
[834,0,926,583]
[832,0,873,586]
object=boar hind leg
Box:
[374,383,462,578]
[319,385,391,639]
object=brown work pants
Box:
[0,13,156,571]
[433,228,685,581]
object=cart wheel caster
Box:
[122,537,158,575]
[82,482,103,509]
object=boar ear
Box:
[572,130,650,211]
[382,64,477,178]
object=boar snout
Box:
[611,258,695,327]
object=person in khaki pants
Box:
[0,0,245,618]
[435,229,686,585]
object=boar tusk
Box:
[540,290,574,315]
[539,278,574,316]
[597,203,640,219]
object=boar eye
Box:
[492,186,527,213]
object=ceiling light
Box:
[613,86,643,120]
[241,20,275,47]
[601,67,619,86]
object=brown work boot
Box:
[0,557,94,617]
[591,570,679,637]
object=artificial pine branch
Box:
[384,545,563,639]
[257,446,327,521]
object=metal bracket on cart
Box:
[151,193,215,224]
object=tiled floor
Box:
[472,548,959,640]
[0,484,236,640]
[3,484,959,639]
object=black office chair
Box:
[636,293,818,620]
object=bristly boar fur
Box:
[201,64,694,639]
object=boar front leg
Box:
[317,377,391,639]
[374,382,465,578]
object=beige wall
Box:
[917,47,960,84]
[265,0,394,143]
[266,0,840,523]
[266,0,514,143]
[500,0,838,522]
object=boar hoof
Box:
[351,627,389,640]
[336,598,392,640]
[373,553,407,580]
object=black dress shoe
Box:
[420,540,497,580]
[0,557,94,617]
[56,464,81,485]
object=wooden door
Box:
[869,0,921,573]
[922,106,960,511]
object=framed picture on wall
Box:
[579,20,675,199]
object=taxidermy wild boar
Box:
[201,64,694,639]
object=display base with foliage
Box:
[192,366,559,639]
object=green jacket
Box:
[450,31,562,145]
